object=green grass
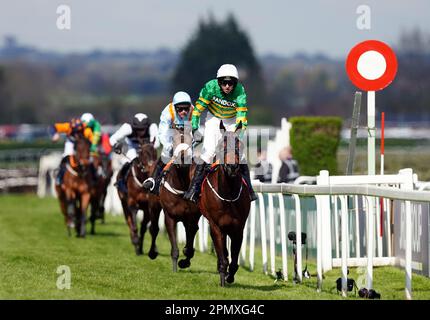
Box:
[1,194,430,300]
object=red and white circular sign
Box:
[346,40,397,91]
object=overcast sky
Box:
[1,0,429,58]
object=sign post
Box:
[346,40,397,292]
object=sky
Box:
[0,0,429,58]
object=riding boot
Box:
[183,163,211,203]
[115,161,131,194]
[240,164,258,202]
[142,158,165,195]
[56,156,69,186]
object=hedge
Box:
[289,116,343,176]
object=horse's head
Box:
[74,132,91,168]
[171,124,193,167]
[137,142,157,174]
[216,121,243,178]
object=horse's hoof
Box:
[148,250,158,260]
[178,259,191,269]
[172,260,178,272]
[135,247,143,256]
[226,274,235,284]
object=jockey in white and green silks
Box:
[183,64,258,203]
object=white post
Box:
[400,168,414,300]
[368,91,376,176]
[258,193,268,274]
[333,196,340,258]
[203,218,209,252]
[249,199,256,271]
[366,196,375,290]
[294,194,302,283]
[240,214,249,265]
[278,193,288,281]
[376,199,383,257]
[318,170,332,272]
[340,195,349,297]
[367,91,376,278]
[386,198,392,257]
[316,194,323,291]
[198,217,204,252]
[355,196,361,258]
[268,194,276,276]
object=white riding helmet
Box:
[172,91,192,106]
[216,64,239,80]
[80,113,94,123]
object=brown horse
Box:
[89,152,113,233]
[56,132,93,237]
[159,124,202,272]
[199,121,251,286]
[117,142,162,257]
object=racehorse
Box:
[199,121,251,286]
[89,151,113,232]
[117,142,162,257]
[55,131,93,237]
[159,124,202,272]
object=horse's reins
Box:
[205,171,244,203]
[160,143,192,196]
[118,149,153,188]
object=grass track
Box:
[1,194,430,300]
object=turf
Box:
[1,194,430,300]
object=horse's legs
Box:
[79,192,91,238]
[99,188,107,224]
[209,222,228,287]
[164,212,179,272]
[65,190,76,237]
[138,203,150,256]
[178,218,199,269]
[129,205,141,255]
[90,197,97,235]
[226,232,243,284]
[148,203,161,260]
[122,200,140,255]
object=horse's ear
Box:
[235,121,242,133]
[219,120,226,132]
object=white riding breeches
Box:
[63,139,75,157]
[200,112,246,164]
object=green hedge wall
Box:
[290,116,342,176]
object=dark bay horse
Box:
[117,143,162,257]
[90,150,113,230]
[55,132,93,237]
[199,121,251,286]
[159,125,202,272]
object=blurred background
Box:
[2,0,430,192]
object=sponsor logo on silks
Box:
[212,96,236,107]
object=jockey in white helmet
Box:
[141,91,194,195]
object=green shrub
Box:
[290,116,342,176]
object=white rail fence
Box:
[195,168,430,300]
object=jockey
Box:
[142,91,194,195]
[80,113,102,157]
[183,64,258,203]
[49,117,94,186]
[109,113,159,194]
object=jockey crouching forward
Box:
[142,91,194,195]
[109,113,159,194]
[183,64,258,203]
[49,117,95,186]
